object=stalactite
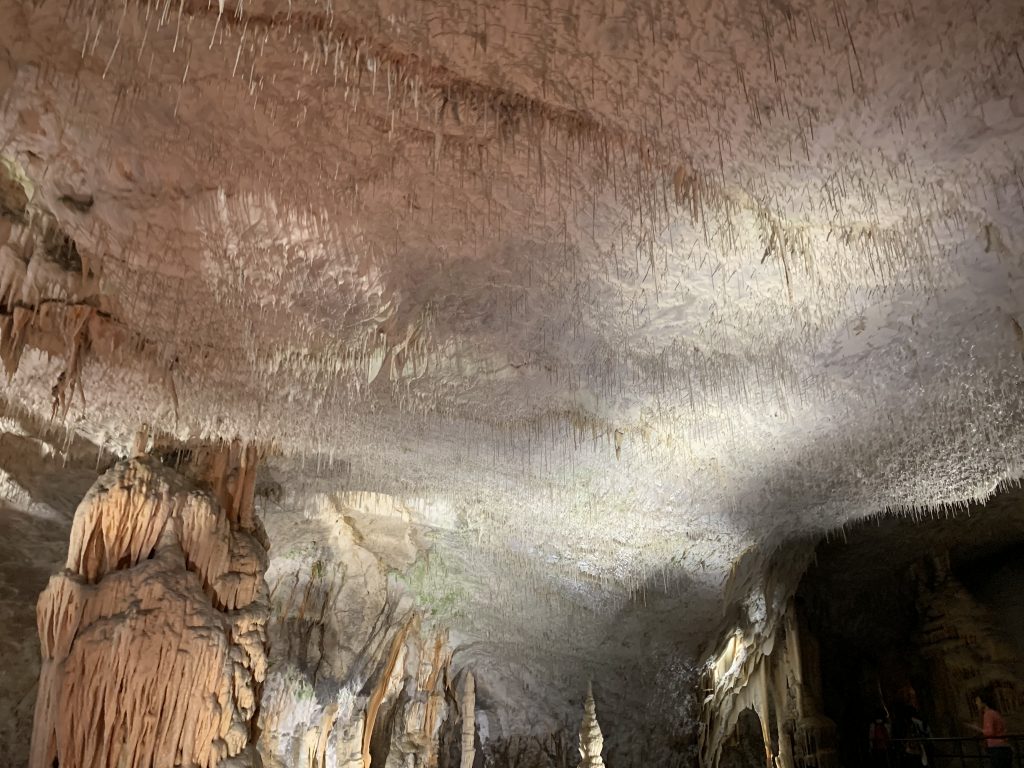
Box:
[3,4,1024,764]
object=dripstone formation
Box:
[1,0,1023,764]
[31,457,270,768]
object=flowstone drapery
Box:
[29,456,270,768]
[699,598,837,768]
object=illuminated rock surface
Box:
[0,0,1023,765]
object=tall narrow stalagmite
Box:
[362,617,414,768]
[578,682,606,768]
[29,456,270,768]
[460,671,476,768]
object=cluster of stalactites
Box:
[29,454,270,768]
[699,599,838,768]
[144,433,266,534]
[578,682,606,768]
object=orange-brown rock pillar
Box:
[29,456,270,768]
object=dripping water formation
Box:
[0,0,1023,766]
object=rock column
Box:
[460,672,476,768]
[29,456,270,768]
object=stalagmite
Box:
[578,682,606,768]
[29,456,269,768]
[460,671,476,768]
[362,617,414,768]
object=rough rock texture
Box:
[791,499,1024,755]
[700,563,838,768]
[0,0,1023,759]
[255,486,451,768]
[914,552,1024,727]
[0,407,107,768]
[30,457,269,768]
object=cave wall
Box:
[1,0,1024,762]
[255,487,452,768]
[958,549,1024,681]
[700,596,838,768]
[912,553,1024,737]
[698,538,843,768]
[11,431,1024,768]
[718,710,768,768]
[0,409,112,768]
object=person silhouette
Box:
[968,691,1011,768]
[869,708,892,768]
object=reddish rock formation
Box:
[30,457,269,768]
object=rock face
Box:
[1,0,1024,760]
[29,457,269,768]
[253,488,452,768]
[2,6,1024,740]
[0,410,108,768]
[255,610,450,768]
[913,553,1024,732]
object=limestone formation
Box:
[29,457,269,768]
[578,683,605,768]
[460,672,476,768]
[0,198,173,419]
[250,486,455,768]
[0,0,1023,763]
[700,596,838,768]
[913,554,1024,727]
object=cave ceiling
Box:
[1,0,1024,729]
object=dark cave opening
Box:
[720,708,770,768]
[797,490,1024,768]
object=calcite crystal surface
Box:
[0,0,1022,763]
